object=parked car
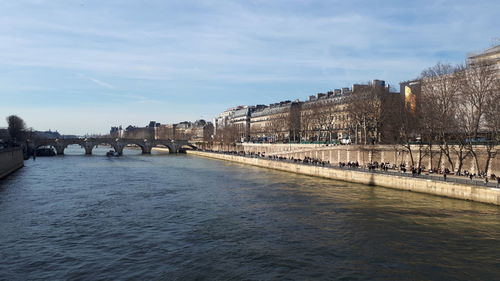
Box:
[340,138,351,145]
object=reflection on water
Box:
[0,152,499,280]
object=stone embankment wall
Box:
[206,143,500,176]
[188,150,500,206]
[0,147,24,179]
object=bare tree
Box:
[301,101,322,142]
[249,122,263,142]
[347,83,389,145]
[478,66,500,174]
[394,94,418,167]
[268,111,289,142]
[202,123,214,147]
[211,125,239,150]
[419,63,462,171]
[456,62,498,174]
[347,92,369,144]
[6,115,26,142]
[289,102,301,142]
[318,100,340,142]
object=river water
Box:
[1,147,499,280]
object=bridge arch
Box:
[34,143,54,150]
[179,144,198,152]
[64,144,86,155]
[91,141,119,155]
[59,139,87,155]
[118,142,148,155]
[33,144,59,155]
[150,143,173,154]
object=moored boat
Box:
[35,148,56,157]
[106,150,120,157]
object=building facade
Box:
[467,44,500,68]
[154,120,214,142]
[249,101,299,142]
[223,80,400,144]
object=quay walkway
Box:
[189,150,500,205]
[199,150,500,188]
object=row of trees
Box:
[397,61,499,174]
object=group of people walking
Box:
[203,149,500,187]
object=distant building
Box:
[34,130,61,139]
[61,135,79,139]
[399,80,421,114]
[213,106,244,136]
[155,124,176,140]
[109,126,123,138]
[300,89,351,142]
[467,44,500,68]
[110,121,159,140]
[212,79,401,144]
[155,120,214,142]
[250,101,300,142]
[0,128,9,142]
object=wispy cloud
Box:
[77,73,115,89]
[99,92,164,104]
[0,0,499,133]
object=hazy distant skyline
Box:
[1,0,499,135]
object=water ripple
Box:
[0,151,499,280]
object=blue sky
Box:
[1,0,499,135]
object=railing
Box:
[198,150,500,189]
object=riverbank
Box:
[187,150,500,206]
[0,147,24,179]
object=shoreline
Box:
[187,150,500,206]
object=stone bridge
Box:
[29,137,196,155]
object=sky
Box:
[1,0,499,135]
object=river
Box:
[0,146,499,280]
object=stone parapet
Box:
[0,147,24,179]
[208,143,500,176]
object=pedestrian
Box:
[484,177,489,185]
[469,174,473,181]
[497,177,500,188]
[443,173,447,181]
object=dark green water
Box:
[0,147,499,280]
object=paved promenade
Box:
[198,150,500,188]
[209,143,500,176]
